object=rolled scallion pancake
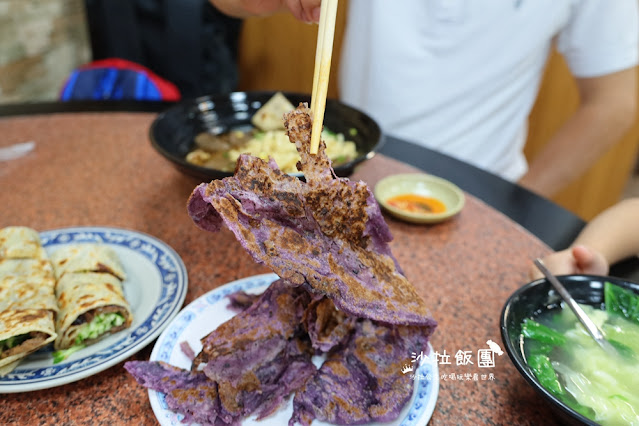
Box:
[0,228,58,376]
[0,226,47,260]
[54,272,132,351]
[0,258,58,313]
[0,309,57,375]
[50,244,126,281]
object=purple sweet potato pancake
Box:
[290,320,433,426]
[187,105,434,327]
[126,280,317,423]
[126,103,436,426]
[124,361,229,425]
[193,279,311,387]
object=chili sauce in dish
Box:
[386,194,447,214]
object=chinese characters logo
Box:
[402,340,504,381]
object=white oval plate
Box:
[0,226,188,393]
[149,273,439,426]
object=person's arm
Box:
[209,0,321,22]
[518,67,638,198]
[531,198,639,278]
[572,197,639,265]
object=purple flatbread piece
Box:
[226,290,261,313]
[187,104,435,327]
[290,320,433,426]
[180,340,196,361]
[124,360,237,426]
[252,347,317,420]
[126,348,317,425]
[212,336,316,421]
[194,279,311,387]
[126,280,317,425]
[304,297,356,353]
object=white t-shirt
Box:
[339,0,639,181]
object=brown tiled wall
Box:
[0,0,90,103]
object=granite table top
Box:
[0,112,558,425]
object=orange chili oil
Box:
[386,193,447,214]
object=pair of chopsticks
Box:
[310,0,339,155]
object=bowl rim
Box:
[148,90,384,180]
[500,274,639,426]
[373,173,466,222]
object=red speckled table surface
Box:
[0,112,560,425]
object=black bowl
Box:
[500,274,639,425]
[149,91,384,181]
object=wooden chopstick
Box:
[310,0,339,155]
[311,0,329,108]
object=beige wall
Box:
[0,0,90,103]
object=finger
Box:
[531,249,578,278]
[295,0,322,22]
[573,245,609,275]
[284,0,307,21]
[572,245,595,270]
[284,0,320,22]
[299,0,322,22]
[311,5,321,22]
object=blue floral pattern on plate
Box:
[0,227,188,393]
[148,274,439,426]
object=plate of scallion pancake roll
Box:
[0,227,57,376]
[0,226,187,393]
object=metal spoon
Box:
[533,258,620,357]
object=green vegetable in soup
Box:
[605,281,639,325]
[521,283,639,426]
[561,396,597,420]
[602,320,639,356]
[521,318,566,346]
[525,339,554,357]
[607,339,637,361]
[527,354,564,396]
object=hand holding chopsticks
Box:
[310,0,339,155]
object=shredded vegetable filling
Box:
[0,334,29,357]
[52,312,125,363]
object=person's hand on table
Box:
[530,245,609,280]
[209,0,322,22]
[529,198,639,280]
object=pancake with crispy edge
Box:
[0,226,57,376]
[0,226,47,260]
[50,244,127,281]
[54,272,132,350]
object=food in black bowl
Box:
[500,275,639,425]
[150,91,383,181]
